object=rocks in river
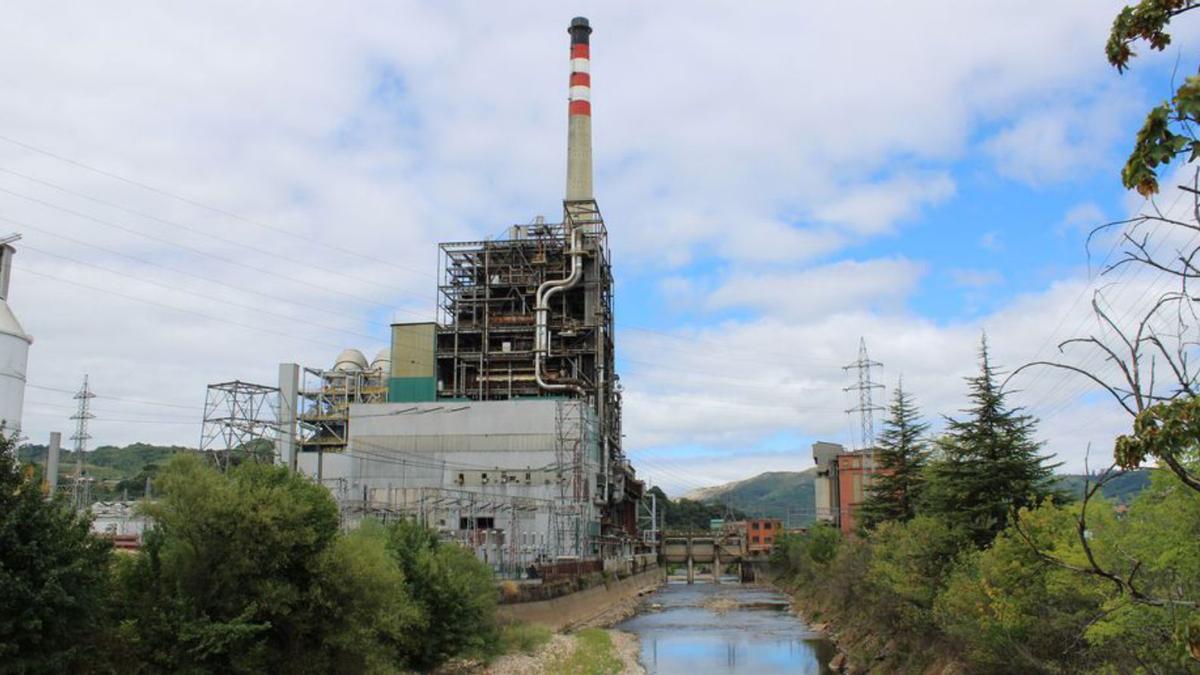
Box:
[829,652,847,671]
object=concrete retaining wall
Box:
[496,567,664,631]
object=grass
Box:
[549,628,622,675]
[499,623,553,656]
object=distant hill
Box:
[684,467,1154,526]
[17,442,191,500]
[1055,470,1152,504]
[685,468,820,525]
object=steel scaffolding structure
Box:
[199,380,280,471]
[435,202,621,485]
[296,366,387,457]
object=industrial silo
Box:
[0,236,31,436]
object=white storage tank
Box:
[0,236,31,436]
[369,347,391,374]
[332,348,368,373]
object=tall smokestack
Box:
[566,16,593,202]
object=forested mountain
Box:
[680,466,1151,526]
[17,442,189,500]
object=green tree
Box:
[858,383,929,530]
[384,519,499,670]
[935,503,1110,673]
[0,435,113,673]
[1106,0,1200,195]
[115,454,421,673]
[1084,469,1200,669]
[868,516,966,636]
[922,337,1062,547]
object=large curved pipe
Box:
[535,225,586,396]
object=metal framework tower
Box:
[69,375,95,510]
[200,380,280,471]
[553,399,586,558]
[843,338,884,450]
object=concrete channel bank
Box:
[497,567,666,632]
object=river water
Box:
[618,580,836,674]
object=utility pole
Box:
[69,375,95,511]
[843,338,884,453]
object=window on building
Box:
[752,535,760,543]
[751,522,760,530]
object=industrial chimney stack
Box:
[566,16,593,202]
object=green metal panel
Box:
[387,376,437,402]
[391,323,435,378]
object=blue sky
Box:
[3,2,1197,496]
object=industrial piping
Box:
[536,17,593,397]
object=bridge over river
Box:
[660,531,768,584]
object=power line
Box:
[0,213,403,330]
[0,167,437,301]
[17,265,348,350]
[0,185,424,314]
[0,133,435,278]
[27,383,202,410]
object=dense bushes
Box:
[0,437,114,673]
[0,450,503,674]
[771,343,1200,672]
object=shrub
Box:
[384,519,499,669]
[500,623,553,655]
[0,436,114,672]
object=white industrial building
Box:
[0,235,31,437]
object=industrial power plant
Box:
[194,16,649,576]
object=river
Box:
[617,580,837,674]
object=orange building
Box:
[836,453,876,535]
[813,441,880,535]
[745,518,782,556]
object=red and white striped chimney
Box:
[566,16,593,202]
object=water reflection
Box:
[618,581,835,674]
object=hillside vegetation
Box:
[17,442,189,500]
[684,466,1151,525]
[686,469,818,524]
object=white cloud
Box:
[0,0,1168,480]
[983,89,1140,186]
[706,258,926,319]
[813,173,956,236]
[620,270,1172,491]
[950,268,1003,288]
[980,231,1003,251]
[1060,202,1106,235]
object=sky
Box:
[3,1,1198,497]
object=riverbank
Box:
[767,576,962,675]
[455,628,643,675]
[443,569,662,674]
[497,567,665,631]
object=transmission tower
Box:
[843,337,884,451]
[200,380,280,472]
[69,375,95,510]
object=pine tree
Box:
[858,382,929,530]
[922,336,1061,548]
